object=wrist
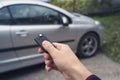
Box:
[68,63,92,80]
[86,74,101,80]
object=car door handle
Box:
[16,30,29,37]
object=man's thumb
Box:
[42,41,57,56]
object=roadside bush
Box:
[79,0,113,14]
[93,12,120,63]
[50,0,120,14]
[50,0,90,12]
[50,0,73,11]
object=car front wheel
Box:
[77,33,99,58]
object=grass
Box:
[93,12,120,63]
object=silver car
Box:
[0,0,104,73]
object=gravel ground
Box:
[1,53,120,80]
[82,53,120,80]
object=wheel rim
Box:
[81,36,98,56]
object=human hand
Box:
[38,41,80,72]
[38,41,92,80]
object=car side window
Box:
[9,4,63,25]
[0,7,11,25]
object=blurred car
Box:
[0,0,104,73]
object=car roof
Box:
[0,0,44,7]
[0,0,43,3]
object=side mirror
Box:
[62,16,69,26]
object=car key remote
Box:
[34,34,54,53]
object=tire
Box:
[77,33,99,58]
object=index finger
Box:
[38,48,44,54]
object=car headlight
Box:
[95,20,100,25]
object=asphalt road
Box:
[1,53,120,80]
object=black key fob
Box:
[34,34,53,53]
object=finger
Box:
[38,48,44,54]
[45,60,53,67]
[42,41,58,57]
[44,53,53,60]
[45,65,52,72]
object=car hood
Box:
[71,13,95,24]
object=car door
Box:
[9,4,76,66]
[0,7,21,73]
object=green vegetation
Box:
[50,0,73,11]
[93,13,120,63]
[50,0,116,14]
[50,0,91,13]
[86,0,113,14]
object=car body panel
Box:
[11,24,77,64]
[0,0,104,73]
[0,25,22,73]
